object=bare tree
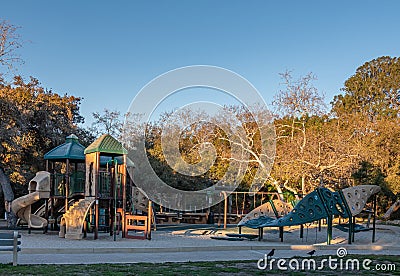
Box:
[90,109,123,138]
[272,71,327,194]
[0,20,23,226]
[0,20,23,72]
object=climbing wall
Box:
[269,189,329,227]
[245,185,380,228]
[341,185,381,216]
[132,187,149,212]
[238,200,292,229]
[238,201,275,228]
[319,188,350,218]
[272,199,293,217]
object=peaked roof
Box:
[84,134,128,155]
[44,134,86,161]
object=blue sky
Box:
[2,1,399,126]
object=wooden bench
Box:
[0,231,21,266]
[181,213,209,224]
[156,213,181,224]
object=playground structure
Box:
[11,134,154,240]
[9,133,383,246]
[10,134,286,240]
[237,185,381,244]
[237,198,295,241]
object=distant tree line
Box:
[134,57,400,214]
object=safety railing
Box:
[51,172,85,197]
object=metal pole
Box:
[327,215,332,245]
[300,224,304,238]
[114,160,117,241]
[50,197,54,230]
[95,152,99,240]
[348,214,352,244]
[122,155,127,238]
[65,159,70,213]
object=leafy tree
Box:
[0,76,89,226]
[332,56,400,119]
[332,56,400,202]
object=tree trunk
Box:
[271,180,285,201]
[301,175,306,197]
[0,167,16,227]
[383,200,400,220]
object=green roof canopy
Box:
[84,134,128,156]
[44,134,85,162]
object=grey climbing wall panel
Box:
[341,185,381,216]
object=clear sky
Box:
[2,1,399,126]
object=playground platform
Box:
[1,221,400,264]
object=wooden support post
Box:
[147,201,152,240]
[83,221,87,238]
[372,195,377,243]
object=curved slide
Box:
[11,171,51,229]
[11,191,48,228]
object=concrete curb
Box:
[21,244,400,254]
